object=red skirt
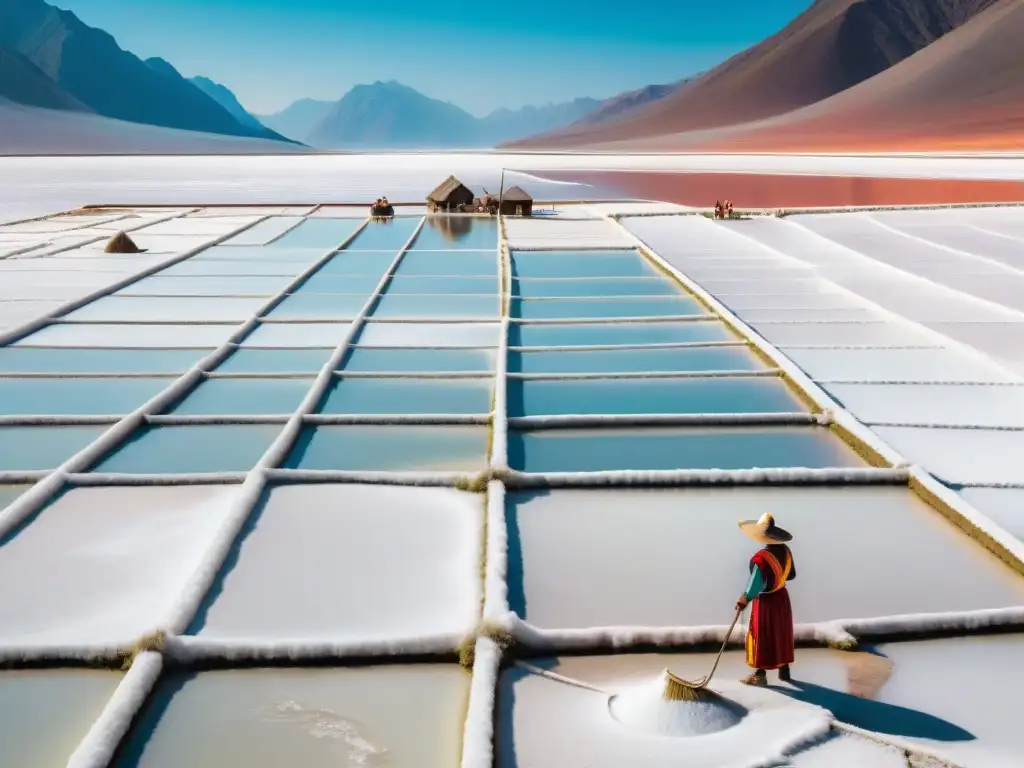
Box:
[746,587,794,670]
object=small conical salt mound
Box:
[104,232,145,253]
[608,669,745,737]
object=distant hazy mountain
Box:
[0,0,290,142]
[571,81,688,126]
[0,45,91,112]
[307,81,479,148]
[291,81,610,148]
[254,98,336,143]
[477,97,602,144]
[190,75,266,131]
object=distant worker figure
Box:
[736,513,795,686]
[726,200,735,218]
[714,200,724,219]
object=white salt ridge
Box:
[66,651,163,768]
[460,637,502,768]
[608,671,744,737]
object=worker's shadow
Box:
[772,679,974,742]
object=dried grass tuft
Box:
[120,630,166,669]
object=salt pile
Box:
[608,670,745,737]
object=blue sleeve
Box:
[744,566,765,601]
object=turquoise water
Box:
[413,216,498,249]
[0,485,29,511]
[513,278,680,298]
[295,273,384,294]
[509,427,864,472]
[512,297,704,320]
[285,425,488,471]
[169,378,313,415]
[510,321,737,347]
[92,425,282,473]
[0,378,169,416]
[311,252,396,276]
[194,246,325,263]
[119,276,290,296]
[267,219,361,249]
[510,347,763,374]
[340,347,494,373]
[394,251,497,277]
[241,322,349,347]
[220,216,303,245]
[0,348,209,374]
[508,377,802,416]
[319,377,492,415]
[370,293,499,319]
[217,348,334,374]
[156,260,306,277]
[345,218,422,250]
[353,322,500,347]
[263,293,368,320]
[511,250,657,278]
[0,426,106,471]
[387,276,499,294]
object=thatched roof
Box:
[104,232,145,253]
[428,174,471,202]
[502,185,532,201]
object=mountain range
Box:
[2,0,1018,153]
[260,81,606,149]
[507,0,1016,150]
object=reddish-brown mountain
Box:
[508,0,999,149]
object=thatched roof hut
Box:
[499,185,533,216]
[427,175,474,212]
[104,232,145,253]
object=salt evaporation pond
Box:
[508,346,763,374]
[167,377,313,415]
[510,250,659,279]
[319,377,492,415]
[92,425,283,474]
[285,425,488,471]
[0,669,122,768]
[508,426,862,473]
[344,217,421,250]
[0,486,236,645]
[113,666,466,768]
[413,215,497,250]
[216,348,334,374]
[192,485,481,640]
[0,425,107,471]
[0,377,169,416]
[505,487,1024,630]
[507,377,803,417]
[394,251,497,277]
[497,652,847,768]
[0,347,211,374]
[509,320,737,347]
[340,347,495,373]
[263,292,369,320]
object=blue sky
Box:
[56,0,813,116]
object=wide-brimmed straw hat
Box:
[738,513,792,544]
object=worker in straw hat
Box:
[736,513,796,686]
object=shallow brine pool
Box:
[0,425,108,471]
[318,377,492,415]
[509,347,763,375]
[191,484,480,640]
[285,425,488,471]
[91,425,283,474]
[114,666,466,768]
[507,377,803,417]
[508,426,862,473]
[505,487,1024,631]
[0,669,122,768]
[509,321,736,347]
